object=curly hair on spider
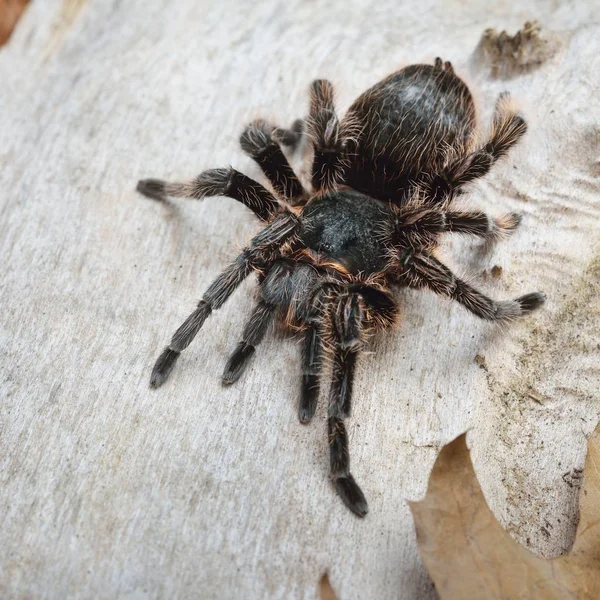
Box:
[137,56,545,518]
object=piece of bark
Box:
[410,425,600,599]
[473,20,561,78]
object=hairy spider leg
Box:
[221,300,275,384]
[299,323,324,424]
[327,291,368,517]
[442,92,527,193]
[240,119,307,205]
[307,79,350,191]
[150,212,300,387]
[299,281,399,425]
[137,167,281,222]
[398,209,523,243]
[298,284,335,424]
[398,252,545,321]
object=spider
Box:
[137,58,545,517]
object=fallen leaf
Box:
[319,573,339,600]
[0,0,29,46]
[410,424,600,599]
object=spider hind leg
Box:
[307,79,349,191]
[442,92,527,192]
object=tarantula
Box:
[137,58,545,517]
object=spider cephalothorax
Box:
[137,58,545,517]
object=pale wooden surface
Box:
[1,1,599,599]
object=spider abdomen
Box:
[344,63,476,202]
[299,190,393,276]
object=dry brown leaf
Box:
[410,424,600,599]
[0,0,29,46]
[319,573,339,600]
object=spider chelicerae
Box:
[137,57,545,517]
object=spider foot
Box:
[137,178,167,201]
[515,292,546,313]
[494,291,546,320]
[239,119,276,158]
[332,473,369,517]
[494,212,522,237]
[150,347,180,388]
[222,342,255,385]
[299,376,319,424]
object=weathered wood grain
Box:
[1,1,598,598]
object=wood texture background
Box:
[1,1,598,598]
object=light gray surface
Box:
[1,1,599,598]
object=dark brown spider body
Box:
[299,189,393,275]
[345,63,476,202]
[137,58,545,517]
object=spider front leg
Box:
[297,284,335,424]
[299,323,324,424]
[399,252,545,321]
[298,284,397,426]
[240,119,307,205]
[137,167,281,221]
[150,212,299,387]
[327,292,368,517]
[221,300,274,384]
